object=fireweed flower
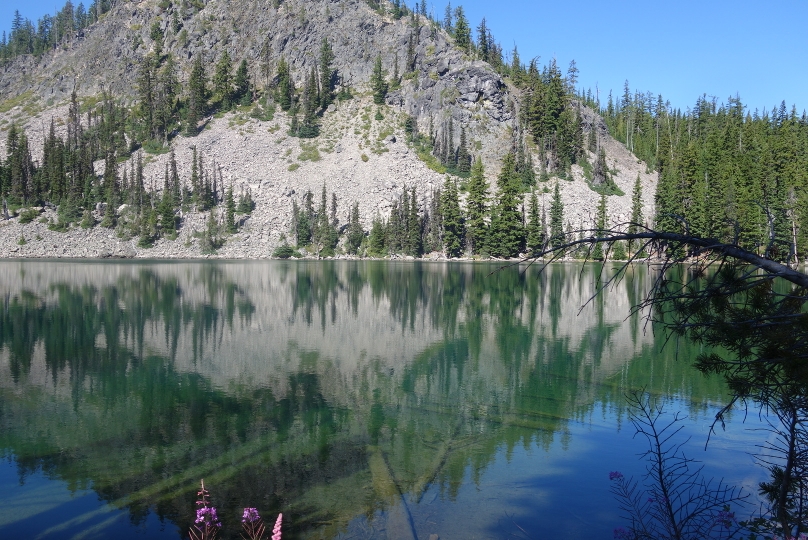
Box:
[272,513,283,540]
[242,507,261,524]
[195,506,222,528]
[609,471,624,481]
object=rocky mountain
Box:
[0,0,657,258]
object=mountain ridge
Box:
[0,0,657,259]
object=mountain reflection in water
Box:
[0,260,755,539]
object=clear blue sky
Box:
[2,0,806,114]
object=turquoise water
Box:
[0,260,764,539]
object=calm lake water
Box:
[0,260,765,539]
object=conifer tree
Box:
[346,202,364,255]
[628,174,643,256]
[424,188,443,253]
[159,164,175,236]
[234,59,250,106]
[465,157,488,254]
[442,2,452,33]
[452,6,471,52]
[549,181,564,248]
[276,57,293,111]
[441,176,462,257]
[190,146,199,209]
[297,190,313,246]
[186,55,207,135]
[457,127,471,174]
[526,191,543,254]
[318,38,335,109]
[298,67,319,138]
[369,214,386,255]
[214,50,233,111]
[592,192,607,259]
[370,54,387,105]
[487,153,524,257]
[387,199,402,254]
[100,151,118,228]
[225,184,236,233]
[476,18,489,62]
[407,187,421,256]
[406,32,416,73]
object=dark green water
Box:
[0,260,761,539]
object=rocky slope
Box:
[0,0,657,258]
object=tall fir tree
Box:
[346,202,364,255]
[487,153,524,257]
[549,181,564,248]
[592,192,607,259]
[628,174,643,256]
[186,54,207,135]
[370,54,387,105]
[213,50,233,111]
[526,191,543,254]
[318,38,335,109]
[441,176,463,257]
[465,157,489,254]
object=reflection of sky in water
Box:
[0,459,179,539]
[340,397,767,539]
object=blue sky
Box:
[2,0,806,114]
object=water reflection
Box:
[0,261,735,539]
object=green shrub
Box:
[272,244,295,258]
[18,208,40,224]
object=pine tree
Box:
[213,50,233,111]
[234,59,250,106]
[424,188,443,253]
[441,176,463,257]
[298,67,319,138]
[592,192,607,259]
[276,57,293,111]
[318,38,335,109]
[159,164,175,236]
[346,202,364,255]
[186,54,207,135]
[369,214,386,255]
[297,190,313,246]
[387,199,402,254]
[100,151,118,228]
[457,127,471,174]
[628,174,643,256]
[452,6,470,52]
[465,157,488,254]
[407,186,421,256]
[224,183,236,233]
[476,18,489,61]
[370,54,387,105]
[487,153,524,257]
[526,191,543,254]
[549,181,564,248]
[442,2,452,33]
[314,183,330,254]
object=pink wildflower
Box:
[272,513,282,540]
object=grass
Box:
[288,163,300,172]
[0,91,38,115]
[298,142,321,162]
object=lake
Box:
[0,260,765,539]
